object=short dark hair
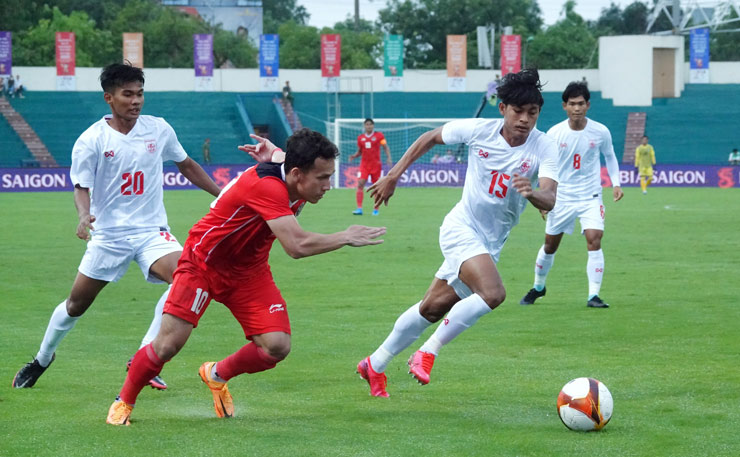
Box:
[496,68,544,107]
[285,128,338,172]
[643,135,649,139]
[100,62,144,93]
[364,118,374,124]
[562,81,590,102]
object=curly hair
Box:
[285,128,339,172]
[496,68,544,107]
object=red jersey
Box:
[185,163,305,276]
[356,131,386,167]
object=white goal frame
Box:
[330,118,459,188]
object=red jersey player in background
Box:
[348,118,392,216]
[107,128,386,425]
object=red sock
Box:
[119,344,165,405]
[215,343,280,381]
[356,188,363,208]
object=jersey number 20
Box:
[121,171,144,195]
[489,170,510,198]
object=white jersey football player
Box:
[519,81,623,309]
[356,69,558,397]
[13,63,221,389]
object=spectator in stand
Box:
[728,148,740,166]
[7,74,15,97]
[432,149,457,164]
[13,75,25,98]
[282,81,294,106]
[202,138,211,165]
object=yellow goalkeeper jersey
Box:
[635,144,656,168]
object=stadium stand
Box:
[0,98,36,167]
[6,85,740,167]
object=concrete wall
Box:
[12,61,739,96]
[599,35,685,106]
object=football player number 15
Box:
[121,171,145,195]
[489,170,510,198]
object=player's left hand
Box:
[511,173,533,198]
[539,209,548,220]
[613,186,624,202]
[239,134,283,163]
[368,175,399,207]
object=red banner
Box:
[55,32,75,76]
[321,34,341,77]
[500,34,521,76]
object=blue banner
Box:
[259,34,279,78]
[689,28,710,83]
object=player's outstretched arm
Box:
[175,157,221,196]
[238,134,285,163]
[267,215,385,259]
[512,174,557,211]
[369,127,444,207]
[73,185,95,240]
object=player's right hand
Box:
[368,176,398,207]
[77,215,95,240]
[239,134,282,163]
[345,225,386,246]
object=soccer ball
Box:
[556,377,613,431]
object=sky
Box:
[297,0,634,29]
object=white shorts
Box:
[78,230,183,284]
[545,196,605,235]
[434,211,503,300]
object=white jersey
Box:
[441,118,558,246]
[546,118,621,202]
[70,114,188,238]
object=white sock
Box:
[587,249,604,298]
[139,286,170,348]
[36,301,80,367]
[419,294,491,356]
[533,245,555,291]
[369,302,432,373]
[210,362,227,383]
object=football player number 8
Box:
[121,171,144,195]
[573,154,581,170]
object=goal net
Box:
[328,118,467,188]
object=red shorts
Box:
[164,250,290,338]
[358,164,381,184]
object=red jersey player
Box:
[348,118,392,216]
[107,129,386,425]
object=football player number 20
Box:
[121,171,144,195]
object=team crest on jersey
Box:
[589,140,597,148]
[145,140,157,154]
[104,150,115,158]
[519,159,532,174]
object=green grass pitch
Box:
[1,186,739,456]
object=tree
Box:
[13,6,116,67]
[526,1,597,69]
[377,0,543,69]
[263,0,310,34]
[278,21,321,69]
[330,19,383,69]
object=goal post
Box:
[328,118,466,188]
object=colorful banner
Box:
[55,32,76,90]
[446,35,467,92]
[501,34,521,76]
[0,31,11,76]
[259,34,279,91]
[122,33,144,68]
[384,34,404,91]
[321,34,341,91]
[193,34,214,91]
[321,34,341,77]
[3,164,739,193]
[689,28,710,84]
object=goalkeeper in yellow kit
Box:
[635,135,656,194]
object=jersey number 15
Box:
[489,170,510,198]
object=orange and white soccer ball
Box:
[557,377,613,431]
